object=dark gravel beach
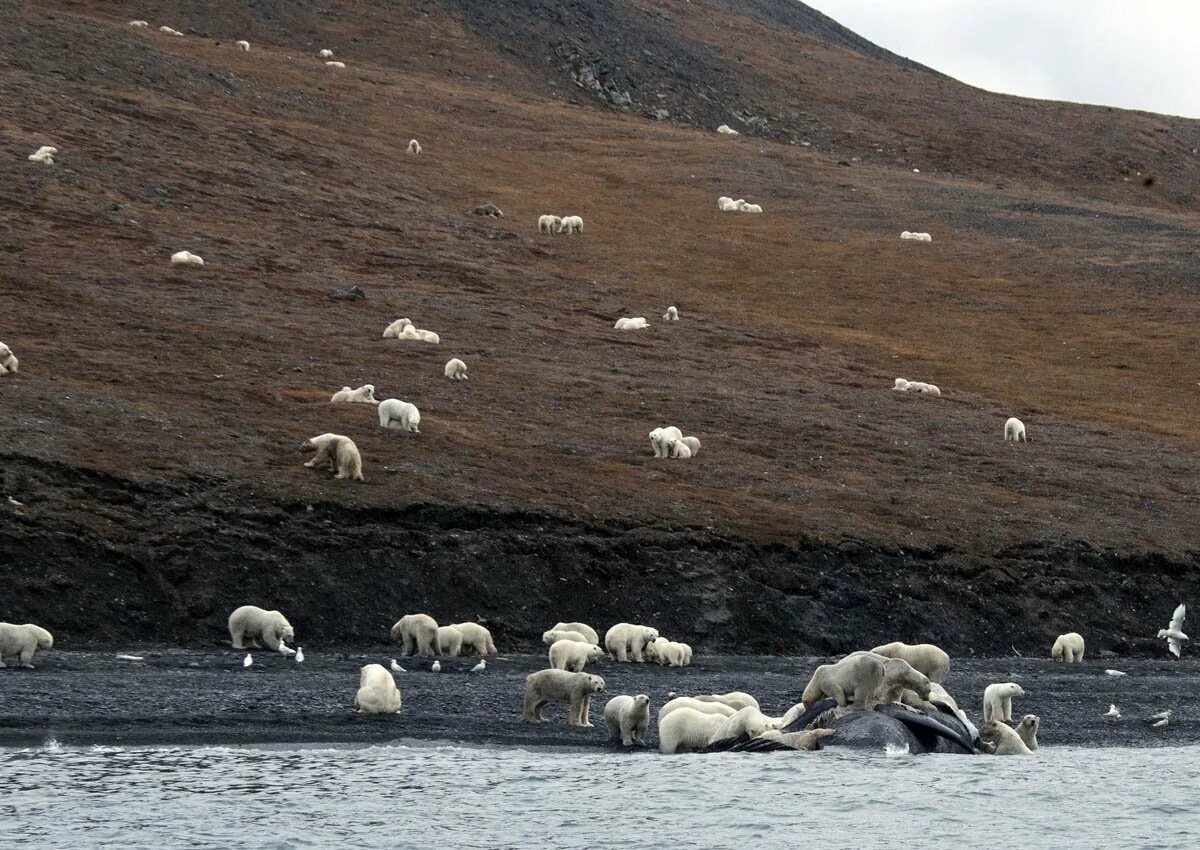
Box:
[1,650,1195,750]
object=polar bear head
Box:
[633,694,650,711]
[883,658,931,700]
[585,644,605,662]
[642,627,659,643]
[583,674,605,693]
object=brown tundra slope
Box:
[0,0,1197,653]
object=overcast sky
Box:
[807,1,1200,119]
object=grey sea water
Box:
[3,741,1197,848]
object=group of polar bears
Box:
[717,195,762,213]
[649,426,700,459]
[894,379,1030,442]
[389,613,498,658]
[537,215,584,234]
[539,621,694,670]
[614,307,679,330]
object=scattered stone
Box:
[329,284,365,301]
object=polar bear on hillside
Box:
[452,622,497,655]
[0,342,18,375]
[523,669,605,727]
[355,663,402,713]
[604,694,651,746]
[658,706,727,754]
[227,606,294,651]
[379,399,420,433]
[550,622,599,644]
[436,625,463,657]
[301,433,364,481]
[538,215,562,234]
[330,384,378,404]
[444,358,468,380]
[604,622,659,662]
[1051,632,1085,663]
[649,426,683,458]
[983,682,1025,723]
[801,652,928,709]
[0,622,54,668]
[390,613,439,657]
[870,641,951,683]
[383,318,414,339]
[1004,416,1027,442]
[549,639,605,672]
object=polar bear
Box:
[538,215,562,234]
[549,639,605,672]
[227,606,294,651]
[378,399,420,433]
[614,317,648,331]
[436,625,463,657]
[543,628,590,645]
[658,706,728,754]
[604,694,651,746]
[801,653,926,709]
[870,641,951,683]
[0,623,54,668]
[645,637,689,667]
[1004,416,1027,442]
[0,342,18,375]
[604,622,659,662]
[1051,632,1085,663]
[383,318,414,339]
[390,613,439,657]
[692,692,760,711]
[679,436,700,457]
[407,139,422,155]
[980,719,1033,755]
[236,40,250,51]
[667,438,692,459]
[649,426,683,458]
[755,728,837,750]
[983,682,1025,723]
[873,658,932,705]
[557,215,583,234]
[355,663,402,713]
[708,706,772,743]
[658,697,737,720]
[551,622,599,644]
[301,433,364,481]
[444,358,468,380]
[330,384,379,404]
[170,250,204,267]
[452,622,497,655]
[663,306,679,321]
[523,669,605,727]
[1014,714,1040,750]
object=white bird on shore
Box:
[295,647,304,663]
[1105,669,1127,677]
[115,654,144,662]
[277,641,296,656]
[390,659,406,673]
[470,659,486,673]
[7,497,23,508]
[1151,710,1172,728]
[1157,604,1188,658]
[243,653,253,668]
[1104,704,1121,719]
[431,660,442,673]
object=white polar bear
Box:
[170,250,204,267]
[663,305,679,321]
[557,215,584,234]
[719,197,744,212]
[301,433,364,481]
[390,613,439,657]
[549,639,605,672]
[0,623,54,668]
[0,342,18,375]
[444,358,468,380]
[667,438,692,459]
[159,26,183,36]
[893,378,910,391]
[604,694,651,746]
[658,697,737,720]
[379,399,420,433]
[658,706,728,754]
[679,436,700,457]
[551,622,599,644]
[716,124,740,135]
[330,384,379,405]
[452,622,497,655]
[543,628,591,645]
[538,215,562,234]
[382,318,414,338]
[801,653,928,709]
[980,719,1032,755]
[1051,632,1085,663]
[355,663,402,713]
[1015,714,1040,750]
[436,625,463,657]
[738,202,763,213]
[870,641,951,684]
[906,381,941,396]
[649,426,683,458]
[708,706,772,743]
[129,20,149,28]
[27,146,56,165]
[523,669,605,726]
[646,637,689,667]
[227,606,294,651]
[236,40,250,51]
[983,682,1026,723]
[319,49,334,59]
[692,692,760,712]
[407,139,422,155]
[614,317,648,331]
[604,623,659,662]
[1004,417,1027,442]
[326,61,346,68]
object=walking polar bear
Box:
[330,384,378,404]
[452,621,497,655]
[604,623,660,662]
[1051,632,1085,663]
[523,670,605,727]
[355,664,402,714]
[538,215,562,234]
[801,652,930,709]
[390,613,439,657]
[0,623,54,668]
[557,215,583,234]
[301,433,364,481]
[549,640,605,672]
[982,682,1026,723]
[1004,416,1027,442]
[550,622,599,644]
[436,625,463,657]
[649,426,682,458]
[605,694,651,746]
[870,641,951,683]
[0,342,18,375]
[228,606,294,651]
[646,637,691,667]
[379,399,420,433]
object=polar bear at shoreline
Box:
[983,682,1025,723]
[227,606,294,651]
[870,641,951,683]
[604,623,659,662]
[0,623,54,668]
[523,669,605,727]
[1051,632,1085,663]
[355,664,402,714]
[390,614,439,657]
[549,639,605,672]
[605,694,650,746]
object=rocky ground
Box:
[0,650,1194,750]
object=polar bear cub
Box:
[646,637,690,667]
[444,358,468,380]
[170,250,204,266]
[378,399,420,433]
[1051,632,1085,663]
[605,694,651,746]
[355,663,402,713]
[982,682,1025,723]
[658,706,728,754]
[330,384,379,404]
[1004,417,1027,442]
[452,622,497,655]
[301,433,364,481]
[870,642,951,684]
[604,623,660,662]
[549,639,605,672]
[649,426,683,458]
[523,669,605,727]
[228,605,294,651]
[0,342,18,375]
[543,628,591,646]
[614,317,649,331]
[436,625,463,657]
[551,622,600,645]
[538,215,562,234]
[0,623,54,668]
[390,613,439,657]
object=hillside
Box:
[1,0,1198,653]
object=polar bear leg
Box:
[261,628,281,651]
[305,444,334,469]
[401,632,415,656]
[826,682,848,706]
[18,645,36,668]
[1002,696,1013,722]
[230,623,246,649]
[582,694,594,727]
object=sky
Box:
[806,0,1200,119]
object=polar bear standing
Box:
[982,682,1025,723]
[552,622,599,644]
[604,622,659,662]
[549,639,605,672]
[378,399,420,433]
[870,641,951,683]
[1051,632,1085,663]
[0,622,54,668]
[658,706,728,754]
[538,215,562,234]
[228,606,294,651]
[1004,417,1027,442]
[0,342,18,375]
[873,659,931,705]
[523,669,605,727]
[436,625,463,657]
[604,694,650,746]
[330,384,379,405]
[801,653,925,709]
[301,433,364,481]
[355,663,402,713]
[390,613,439,657]
[649,426,683,458]
[452,621,497,655]
[980,719,1033,755]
